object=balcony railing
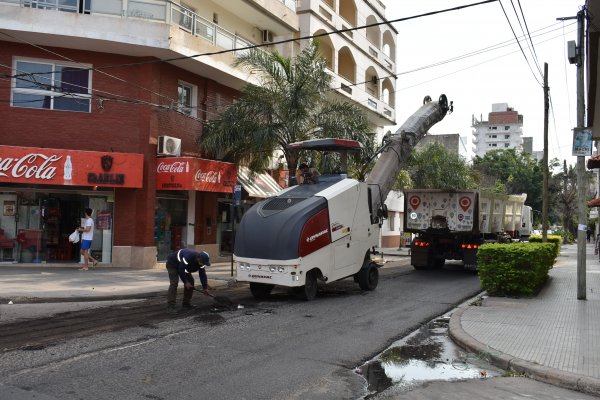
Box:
[2,0,274,56]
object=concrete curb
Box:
[449,306,600,396]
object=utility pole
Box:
[575,9,586,300]
[558,9,586,300]
[542,63,549,243]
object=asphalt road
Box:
[0,261,488,400]
[2,260,597,400]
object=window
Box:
[505,134,510,139]
[504,143,510,148]
[177,81,197,117]
[388,211,394,231]
[504,126,510,130]
[491,134,497,139]
[12,59,92,112]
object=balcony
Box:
[327,72,395,125]
[0,0,298,89]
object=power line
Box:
[497,0,543,86]
[393,29,574,94]
[513,0,544,77]
[7,0,499,79]
[0,31,181,109]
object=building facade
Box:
[294,0,400,247]
[471,103,524,158]
[0,0,297,267]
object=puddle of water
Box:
[357,313,494,398]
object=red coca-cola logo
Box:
[0,153,62,180]
[157,161,187,173]
[194,170,221,183]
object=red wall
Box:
[0,40,238,248]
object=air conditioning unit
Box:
[157,135,182,156]
[262,29,274,44]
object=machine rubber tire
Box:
[249,283,274,300]
[299,270,318,301]
[358,264,379,291]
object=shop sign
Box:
[156,157,237,193]
[0,145,143,188]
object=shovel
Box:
[192,287,235,306]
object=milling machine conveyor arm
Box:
[365,94,451,214]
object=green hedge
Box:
[528,234,562,259]
[477,242,556,296]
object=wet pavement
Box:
[358,310,501,398]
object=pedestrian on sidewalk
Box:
[165,248,211,314]
[587,227,592,243]
[595,233,600,261]
[77,208,98,271]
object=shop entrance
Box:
[0,190,113,264]
[217,200,252,256]
[155,195,188,262]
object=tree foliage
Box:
[473,149,545,216]
[198,40,372,184]
[395,142,479,190]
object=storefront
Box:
[217,166,283,256]
[0,145,143,264]
[155,157,237,261]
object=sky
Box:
[384,0,585,164]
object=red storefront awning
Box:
[156,157,237,193]
[0,145,144,188]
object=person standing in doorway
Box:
[78,208,98,271]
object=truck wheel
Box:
[358,264,379,291]
[299,270,318,301]
[249,283,274,299]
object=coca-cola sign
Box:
[194,170,221,183]
[156,157,236,193]
[0,153,62,180]
[157,161,188,174]
[0,145,144,188]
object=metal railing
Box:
[4,0,275,55]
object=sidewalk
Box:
[0,261,237,300]
[449,242,600,395]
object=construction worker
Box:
[165,248,211,314]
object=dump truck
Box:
[234,95,451,300]
[404,189,527,271]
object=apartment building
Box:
[472,103,524,158]
[0,0,398,266]
[0,0,297,267]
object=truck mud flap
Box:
[410,247,428,269]
[462,249,478,271]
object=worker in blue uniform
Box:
[165,248,211,314]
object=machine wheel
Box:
[357,264,379,291]
[249,283,274,300]
[299,270,318,301]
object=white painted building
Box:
[472,103,524,158]
[296,0,397,131]
[296,0,400,247]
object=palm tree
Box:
[199,40,371,185]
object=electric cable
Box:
[497,0,543,86]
